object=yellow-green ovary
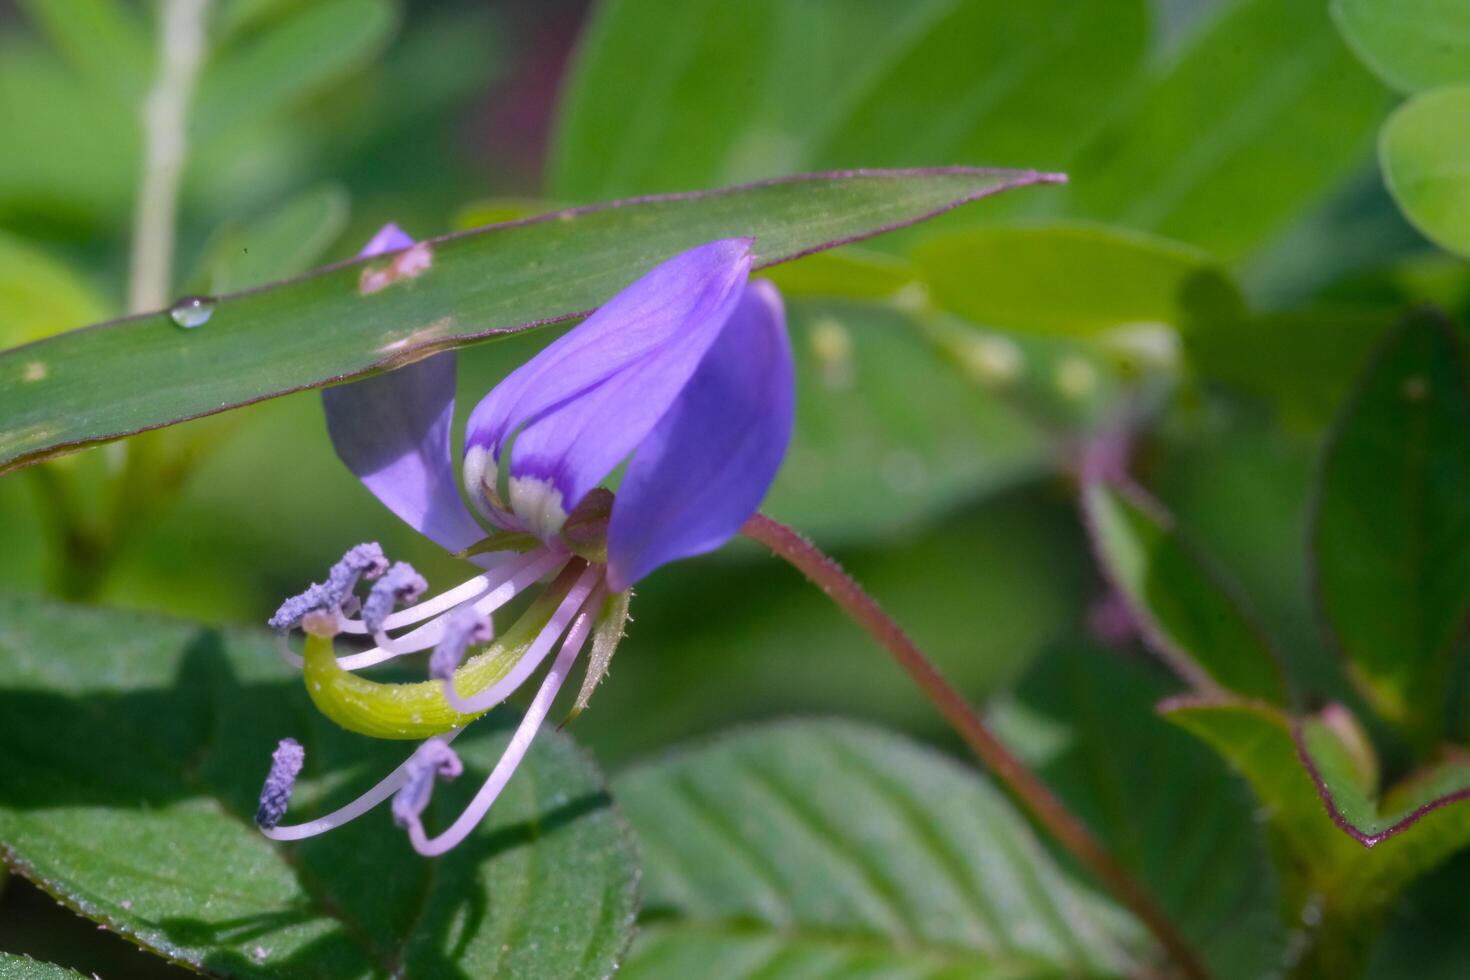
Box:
[302,603,551,740]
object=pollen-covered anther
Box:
[268,542,388,632]
[429,606,494,681]
[256,738,306,830]
[392,738,463,829]
[362,562,429,633]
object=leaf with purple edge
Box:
[1164,696,1470,973]
[0,167,1064,475]
[1311,309,1470,737]
[1082,479,1288,704]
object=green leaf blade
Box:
[1382,86,1470,259]
[1068,0,1387,261]
[0,593,638,979]
[1333,0,1470,93]
[614,719,1142,978]
[0,955,89,980]
[1083,481,1287,703]
[0,167,1063,474]
[913,223,1244,338]
[1312,311,1470,729]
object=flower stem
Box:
[128,0,210,314]
[741,514,1209,980]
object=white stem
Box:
[129,0,210,314]
[408,601,594,856]
[442,564,601,714]
[261,727,466,842]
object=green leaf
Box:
[1067,0,1388,261]
[13,0,150,104]
[0,232,109,349]
[764,300,1048,540]
[0,955,88,980]
[761,247,916,302]
[913,223,1245,338]
[1185,305,1396,430]
[550,0,1146,202]
[1083,481,1287,702]
[0,593,638,979]
[993,646,1285,979]
[192,185,351,294]
[0,167,1063,474]
[1333,0,1470,93]
[194,0,398,140]
[614,719,1141,978]
[1382,85,1470,259]
[1313,311,1470,732]
[1165,698,1470,908]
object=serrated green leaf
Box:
[1165,698,1470,908]
[1068,0,1387,261]
[994,647,1285,979]
[0,955,88,980]
[0,593,638,980]
[1083,481,1287,702]
[1382,86,1470,259]
[0,167,1063,474]
[1333,0,1470,93]
[192,185,351,294]
[913,223,1245,338]
[614,719,1142,979]
[1312,311,1470,732]
[550,0,1145,202]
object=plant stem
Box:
[128,0,210,314]
[741,513,1209,980]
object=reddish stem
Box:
[741,513,1208,980]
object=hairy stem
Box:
[741,513,1209,980]
[128,0,210,314]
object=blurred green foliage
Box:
[2,0,1470,976]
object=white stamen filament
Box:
[442,564,603,714]
[260,727,466,842]
[337,549,552,635]
[335,549,566,670]
[408,591,597,856]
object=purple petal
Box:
[606,280,794,590]
[359,222,415,257]
[320,225,484,553]
[463,239,754,529]
[323,353,487,553]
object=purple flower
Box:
[257,226,794,854]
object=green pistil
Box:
[303,585,564,740]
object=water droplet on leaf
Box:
[169,295,216,329]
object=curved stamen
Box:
[429,608,494,682]
[361,562,428,634]
[442,564,602,714]
[391,738,463,832]
[256,738,305,829]
[260,727,466,842]
[337,549,565,670]
[407,594,595,855]
[300,563,587,739]
[337,549,556,636]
